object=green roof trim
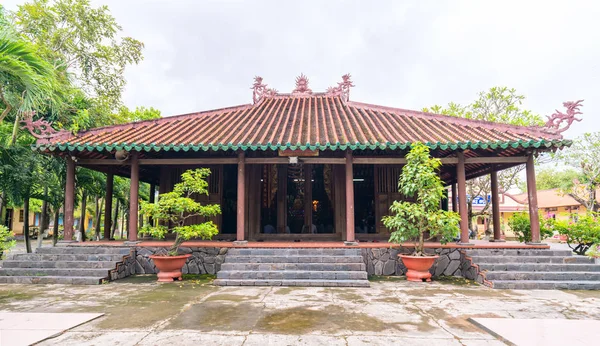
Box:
[35,139,571,153]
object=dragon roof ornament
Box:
[251,76,278,104]
[544,100,583,134]
[325,74,354,102]
[21,116,71,144]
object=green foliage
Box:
[382,143,460,256]
[554,132,600,212]
[520,168,581,192]
[587,244,600,258]
[140,169,221,256]
[549,213,600,256]
[0,225,16,259]
[507,212,553,243]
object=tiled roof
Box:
[38,94,567,153]
[511,188,599,209]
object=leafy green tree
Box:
[140,169,221,256]
[424,87,544,235]
[519,168,581,192]
[14,0,143,114]
[383,143,460,256]
[555,132,600,212]
[508,212,553,243]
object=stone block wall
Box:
[361,247,488,285]
[109,247,137,281]
[134,247,228,275]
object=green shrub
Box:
[0,225,16,259]
[507,212,553,243]
[550,213,600,256]
[382,143,460,256]
[140,168,221,256]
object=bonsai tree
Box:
[0,225,16,259]
[548,213,600,255]
[139,168,221,256]
[382,142,460,256]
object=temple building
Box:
[29,74,578,245]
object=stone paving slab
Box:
[470,318,600,346]
[0,312,103,346]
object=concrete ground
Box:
[0,276,599,345]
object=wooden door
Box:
[375,165,407,233]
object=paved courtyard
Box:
[0,276,599,345]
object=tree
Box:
[555,132,600,212]
[424,87,544,235]
[382,143,460,256]
[140,169,221,256]
[14,0,143,115]
[518,168,581,192]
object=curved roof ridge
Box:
[346,100,562,140]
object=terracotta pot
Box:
[399,254,439,282]
[150,254,191,282]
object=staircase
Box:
[0,246,131,285]
[214,248,370,287]
[466,248,600,290]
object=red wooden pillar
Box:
[451,183,458,213]
[490,169,503,242]
[148,183,156,227]
[128,152,139,241]
[103,171,113,240]
[345,151,356,244]
[526,155,541,243]
[63,156,76,241]
[236,152,246,242]
[456,152,470,244]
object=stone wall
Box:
[109,247,137,281]
[361,247,488,285]
[134,247,228,275]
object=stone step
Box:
[37,247,130,255]
[225,255,364,264]
[213,279,370,287]
[1,260,118,269]
[491,280,600,290]
[0,268,111,277]
[480,263,600,272]
[12,253,127,262]
[220,262,366,272]
[465,249,572,257]
[217,270,368,280]
[471,255,594,264]
[0,275,106,285]
[227,248,362,256]
[485,271,600,281]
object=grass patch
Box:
[368,275,407,282]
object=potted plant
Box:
[382,143,460,282]
[0,225,16,259]
[140,168,221,282]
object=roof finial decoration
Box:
[251,76,278,104]
[292,73,312,96]
[544,100,583,134]
[21,113,71,143]
[326,73,354,102]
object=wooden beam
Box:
[345,151,355,243]
[300,157,346,164]
[128,152,140,241]
[103,171,114,240]
[490,169,503,242]
[465,157,528,164]
[139,158,238,165]
[526,155,541,243]
[236,152,246,241]
[246,157,288,164]
[457,152,470,244]
[63,157,75,241]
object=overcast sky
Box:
[4,0,599,138]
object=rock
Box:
[443,260,460,276]
[218,248,228,255]
[182,263,189,274]
[204,263,216,274]
[383,260,395,275]
[188,262,200,274]
[435,255,450,277]
[178,247,193,254]
[367,260,375,275]
[380,252,390,262]
[374,261,384,275]
[449,249,461,260]
[137,248,152,256]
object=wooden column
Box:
[456,152,470,244]
[103,171,113,240]
[490,169,503,242]
[128,152,139,241]
[451,183,458,213]
[277,164,287,233]
[345,151,356,243]
[236,152,246,241]
[63,157,75,241]
[304,164,313,233]
[526,155,541,243]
